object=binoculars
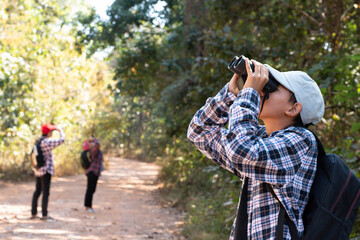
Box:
[227,55,279,94]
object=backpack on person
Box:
[301,133,360,239]
[31,138,46,169]
[80,150,91,169]
[268,133,360,240]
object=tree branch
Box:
[281,3,323,27]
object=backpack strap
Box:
[307,129,326,157]
[35,137,45,154]
[235,179,302,240]
[267,184,302,240]
[266,184,285,238]
[267,128,323,240]
[36,137,46,147]
[234,129,322,239]
[234,177,249,240]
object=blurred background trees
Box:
[0,0,114,179]
[1,0,359,238]
[75,0,360,238]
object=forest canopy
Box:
[1,0,359,238]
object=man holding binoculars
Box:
[187,56,324,239]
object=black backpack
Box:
[31,138,45,169]
[235,133,360,240]
[301,134,360,239]
[80,150,91,169]
[273,134,360,240]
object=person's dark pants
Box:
[84,171,99,208]
[31,173,51,217]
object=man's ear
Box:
[286,102,302,117]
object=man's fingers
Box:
[245,58,252,75]
[252,59,269,80]
[263,67,269,79]
[252,59,260,76]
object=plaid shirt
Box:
[86,150,103,177]
[36,129,65,176]
[187,84,318,240]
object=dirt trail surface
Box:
[0,157,185,240]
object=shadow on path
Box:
[0,157,185,240]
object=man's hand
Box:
[243,58,269,94]
[55,125,64,131]
[228,73,241,96]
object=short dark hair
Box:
[289,92,306,127]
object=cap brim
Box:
[264,64,293,92]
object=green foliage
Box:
[0,0,114,180]
[75,0,360,237]
[158,140,241,239]
[1,0,359,238]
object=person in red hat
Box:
[31,123,65,220]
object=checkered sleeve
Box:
[188,86,316,185]
[43,128,65,150]
[188,83,245,177]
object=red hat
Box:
[41,123,56,134]
[82,140,90,151]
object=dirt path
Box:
[0,157,185,240]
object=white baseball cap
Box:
[265,64,325,125]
